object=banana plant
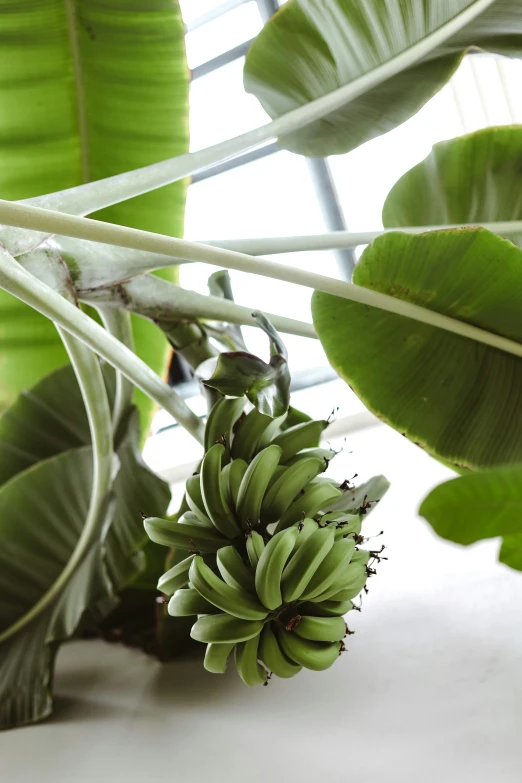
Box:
[2,0,522,730]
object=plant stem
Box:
[97,308,135,431]
[0,242,205,443]
[3,199,522,361]
[0,330,114,643]
[81,274,316,340]
[21,0,494,221]
[203,222,522,255]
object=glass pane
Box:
[185,3,263,70]
[180,0,244,27]
[181,150,334,374]
[330,54,522,234]
[189,57,269,150]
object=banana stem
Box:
[96,307,135,432]
[3,200,522,362]
[0,329,114,644]
[204,221,522,255]
[0,243,205,443]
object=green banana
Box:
[216,546,256,593]
[277,629,340,671]
[231,407,275,462]
[246,530,265,569]
[235,633,267,686]
[189,556,268,620]
[255,527,298,610]
[342,570,369,600]
[294,615,346,643]
[258,624,302,678]
[325,585,361,601]
[178,511,214,529]
[292,518,319,551]
[221,458,248,509]
[275,482,343,532]
[191,614,264,643]
[271,419,328,463]
[304,599,354,617]
[168,587,219,616]
[266,464,287,493]
[261,457,326,524]
[200,444,241,539]
[281,526,335,603]
[204,396,246,454]
[255,412,288,451]
[144,516,227,552]
[299,538,356,601]
[185,474,209,525]
[204,642,236,674]
[157,553,195,596]
[351,549,371,565]
[236,445,282,529]
[285,447,337,466]
[313,561,366,601]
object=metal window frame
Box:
[187,0,355,279]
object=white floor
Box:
[3,423,522,783]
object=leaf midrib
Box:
[64,0,90,184]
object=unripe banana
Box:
[246,530,265,569]
[271,419,328,463]
[157,553,196,596]
[304,598,354,617]
[255,527,298,610]
[294,615,347,643]
[231,408,275,462]
[277,629,340,671]
[235,633,267,686]
[200,444,241,538]
[255,412,288,452]
[260,457,326,524]
[299,537,356,601]
[185,474,210,526]
[259,624,302,678]
[204,642,235,674]
[313,561,366,601]
[221,458,248,509]
[286,447,337,467]
[236,445,282,528]
[324,587,356,602]
[216,546,256,593]
[168,587,219,616]
[204,396,246,454]
[275,482,343,532]
[144,516,227,552]
[342,570,369,600]
[266,465,287,493]
[351,549,371,566]
[292,518,319,551]
[178,511,214,529]
[189,556,268,620]
[281,526,335,603]
[191,614,264,643]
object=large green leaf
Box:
[419,465,522,570]
[0,363,113,486]
[0,1,189,424]
[244,0,522,156]
[0,365,170,728]
[383,126,522,245]
[312,228,522,470]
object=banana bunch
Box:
[144,398,379,686]
[166,518,370,685]
[145,399,346,553]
